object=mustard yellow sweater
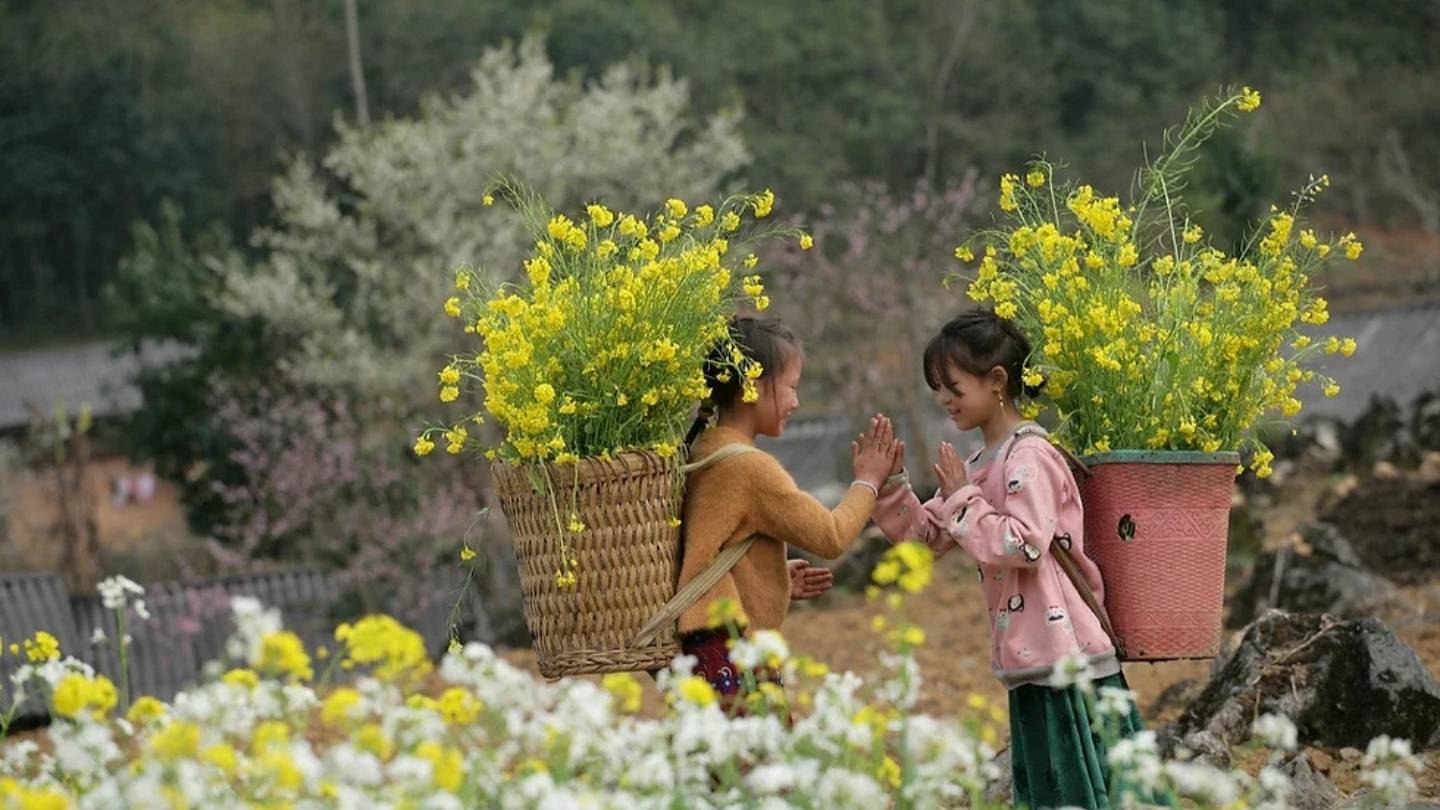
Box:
[677,426,877,634]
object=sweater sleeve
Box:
[742,452,876,560]
[925,444,1067,569]
[874,482,945,546]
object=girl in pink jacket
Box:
[875,309,1166,810]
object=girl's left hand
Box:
[934,441,969,499]
[788,559,834,600]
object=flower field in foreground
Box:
[0,557,1427,809]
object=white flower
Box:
[746,763,798,793]
[876,652,922,709]
[89,627,108,645]
[1162,760,1241,805]
[1047,652,1096,691]
[76,780,124,809]
[668,654,698,678]
[420,794,465,810]
[225,595,281,665]
[1256,764,1293,805]
[1363,734,1417,766]
[282,683,318,713]
[387,754,433,786]
[621,750,675,792]
[49,721,121,775]
[1360,735,1421,802]
[730,640,762,671]
[97,575,145,610]
[1251,713,1298,751]
[328,746,384,788]
[0,740,40,775]
[752,630,789,664]
[729,630,789,672]
[1109,731,1164,792]
[1095,685,1136,718]
[816,768,886,809]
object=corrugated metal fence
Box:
[2,567,485,726]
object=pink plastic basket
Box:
[1076,450,1239,661]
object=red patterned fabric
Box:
[680,629,788,721]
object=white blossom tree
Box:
[218,36,749,398]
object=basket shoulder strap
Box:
[1052,543,1126,659]
[630,535,757,649]
[681,441,760,474]
[1000,425,1126,659]
[630,443,763,650]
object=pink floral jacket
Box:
[876,424,1119,689]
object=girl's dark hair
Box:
[923,308,1044,400]
[684,315,801,447]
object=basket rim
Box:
[1078,449,1242,466]
[492,448,679,487]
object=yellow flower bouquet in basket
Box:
[419,179,797,677]
[954,87,1360,660]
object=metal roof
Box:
[0,340,194,430]
[1299,303,1440,421]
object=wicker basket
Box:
[1076,450,1240,661]
[492,451,683,678]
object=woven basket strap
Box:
[630,535,757,648]
[630,443,762,649]
[1002,427,1126,658]
[681,441,759,474]
[1052,542,1126,659]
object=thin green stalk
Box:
[115,607,132,712]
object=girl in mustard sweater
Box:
[677,315,899,700]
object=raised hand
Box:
[788,558,834,600]
[875,414,906,478]
[851,414,902,489]
[934,441,968,500]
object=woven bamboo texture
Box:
[1078,456,1236,661]
[493,451,683,678]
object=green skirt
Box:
[1008,671,1171,810]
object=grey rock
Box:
[1275,751,1341,810]
[1174,610,1440,751]
[1156,725,1231,769]
[1228,523,1397,629]
[1321,475,1440,587]
[1147,677,1204,721]
[985,745,1012,806]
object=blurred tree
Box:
[7,0,1440,343]
[111,37,748,546]
[0,0,227,338]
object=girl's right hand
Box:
[875,414,906,477]
[852,414,901,488]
